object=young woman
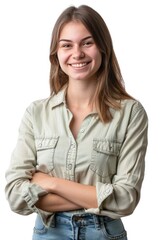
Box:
[5,5,148,240]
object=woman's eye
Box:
[62,44,72,48]
[83,41,93,47]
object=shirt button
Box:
[105,187,112,195]
[68,164,72,170]
[80,128,85,133]
[71,144,76,149]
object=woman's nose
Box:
[72,47,85,60]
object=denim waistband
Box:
[50,211,113,229]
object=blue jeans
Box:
[32,212,127,240]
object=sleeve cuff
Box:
[96,182,113,207]
[22,183,48,210]
[85,182,113,214]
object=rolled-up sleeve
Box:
[86,101,148,218]
[5,104,53,226]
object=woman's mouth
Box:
[69,62,90,68]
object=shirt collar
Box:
[49,86,67,109]
[49,85,98,115]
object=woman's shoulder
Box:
[27,96,51,110]
[120,98,148,120]
[26,89,65,113]
[121,98,146,110]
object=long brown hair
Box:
[49,5,133,122]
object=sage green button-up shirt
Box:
[5,88,148,227]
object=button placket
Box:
[66,141,77,180]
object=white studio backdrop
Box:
[0,0,159,239]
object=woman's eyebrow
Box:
[59,36,92,42]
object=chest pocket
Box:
[35,137,59,173]
[90,139,121,178]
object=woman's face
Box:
[57,21,102,83]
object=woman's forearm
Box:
[35,193,82,212]
[31,172,98,209]
[52,177,98,209]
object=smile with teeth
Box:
[70,62,89,68]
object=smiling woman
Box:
[57,21,102,86]
[5,4,148,240]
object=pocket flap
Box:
[93,139,120,156]
[35,137,59,150]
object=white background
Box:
[0,0,159,239]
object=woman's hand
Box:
[31,172,55,192]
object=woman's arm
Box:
[35,193,82,212]
[31,172,98,209]
[53,177,98,209]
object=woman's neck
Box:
[66,81,97,110]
